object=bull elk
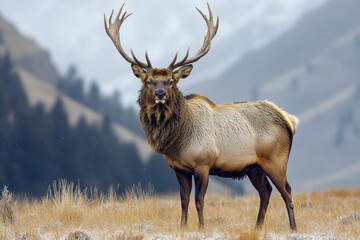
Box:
[104,3,298,230]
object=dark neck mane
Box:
[137,86,186,157]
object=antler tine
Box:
[207,3,213,22]
[204,3,219,39]
[168,48,190,69]
[168,3,219,71]
[145,51,152,69]
[169,52,179,68]
[104,3,152,70]
[130,49,152,70]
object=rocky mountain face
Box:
[186,0,360,191]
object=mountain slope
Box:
[0,14,59,84]
[17,66,153,161]
[0,13,153,162]
[187,0,360,104]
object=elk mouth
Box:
[155,98,166,104]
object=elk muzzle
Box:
[154,89,167,104]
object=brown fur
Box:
[148,69,173,80]
[138,85,187,157]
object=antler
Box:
[168,3,219,71]
[104,3,153,70]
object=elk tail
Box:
[284,113,299,135]
[262,100,299,135]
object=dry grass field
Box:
[0,180,359,240]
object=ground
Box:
[0,181,359,239]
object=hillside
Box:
[0,11,153,162]
[0,13,154,161]
[187,0,360,191]
[16,66,153,162]
[0,15,59,84]
[0,53,167,195]
[188,0,360,103]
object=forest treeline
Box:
[57,65,143,137]
[0,54,177,196]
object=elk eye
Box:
[146,79,151,86]
[169,79,174,85]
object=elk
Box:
[104,3,298,230]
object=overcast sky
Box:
[1,0,327,105]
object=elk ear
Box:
[173,65,193,81]
[131,64,147,81]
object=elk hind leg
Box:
[262,162,297,231]
[247,166,272,229]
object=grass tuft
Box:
[0,185,15,224]
[122,182,155,201]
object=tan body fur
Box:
[165,96,298,177]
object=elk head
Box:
[104,3,219,105]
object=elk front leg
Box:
[194,167,209,229]
[175,170,192,227]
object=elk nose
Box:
[154,89,167,99]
